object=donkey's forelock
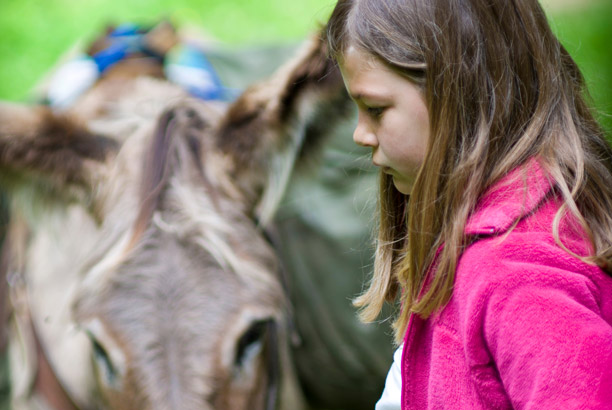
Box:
[128,104,213,251]
[117,99,281,293]
[160,179,283,295]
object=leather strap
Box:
[265,320,280,410]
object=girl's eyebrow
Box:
[350,91,388,103]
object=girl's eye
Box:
[366,106,385,118]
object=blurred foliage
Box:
[550,0,612,135]
[0,0,609,136]
[0,0,336,102]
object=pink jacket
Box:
[401,159,612,409]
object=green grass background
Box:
[550,0,612,134]
[0,0,337,102]
[0,0,610,134]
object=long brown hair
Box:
[326,0,612,343]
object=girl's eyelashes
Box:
[366,106,386,118]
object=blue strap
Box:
[92,24,158,74]
[49,23,237,106]
[92,42,130,73]
[165,43,235,101]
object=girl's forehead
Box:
[339,47,413,103]
[340,45,382,73]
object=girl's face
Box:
[340,46,429,195]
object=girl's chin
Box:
[392,176,412,195]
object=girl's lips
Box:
[372,160,392,174]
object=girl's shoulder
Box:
[452,156,612,322]
[448,219,612,410]
[458,157,608,301]
[452,195,612,336]
[458,223,606,303]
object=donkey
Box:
[0,25,347,410]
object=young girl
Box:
[325,0,612,408]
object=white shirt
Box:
[375,344,403,410]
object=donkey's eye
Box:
[234,320,270,368]
[87,332,117,386]
[82,319,126,390]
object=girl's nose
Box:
[353,118,378,148]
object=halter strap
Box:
[265,320,280,410]
[91,24,166,73]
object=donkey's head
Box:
[1,29,347,410]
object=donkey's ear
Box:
[216,31,350,225]
[0,102,118,215]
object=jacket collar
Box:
[464,157,555,236]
